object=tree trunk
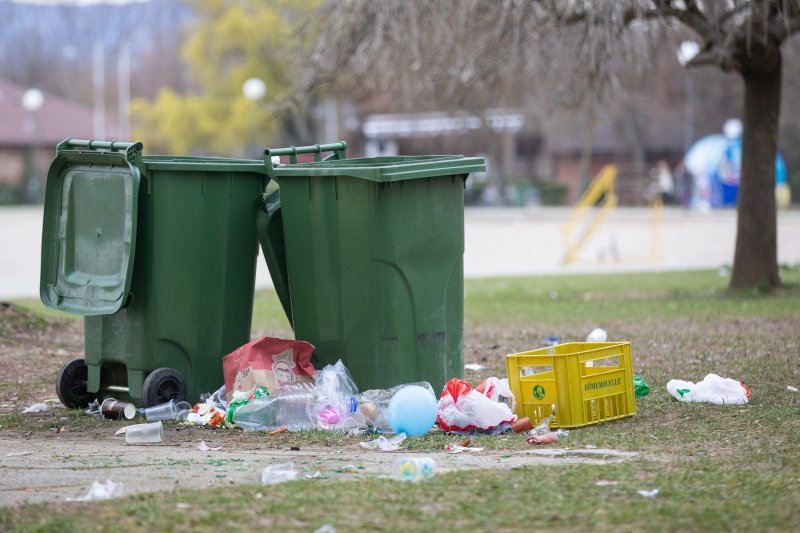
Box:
[730,53,782,290]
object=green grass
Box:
[3,268,799,530]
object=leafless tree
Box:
[307,0,800,291]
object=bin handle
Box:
[57,138,144,164]
[264,141,347,178]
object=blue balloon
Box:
[387,385,438,437]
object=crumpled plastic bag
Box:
[667,373,750,405]
[436,378,517,432]
[314,360,359,428]
[261,462,297,485]
[66,480,123,501]
[475,377,516,411]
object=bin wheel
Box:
[142,368,187,407]
[56,359,97,409]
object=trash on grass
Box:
[186,397,227,427]
[443,442,484,454]
[143,399,192,421]
[437,378,516,433]
[387,385,438,437]
[586,328,608,342]
[197,440,221,451]
[392,457,436,482]
[313,525,336,533]
[359,433,406,452]
[633,374,651,398]
[261,462,297,485]
[595,480,620,486]
[22,403,47,413]
[667,373,750,404]
[355,381,436,430]
[223,336,316,397]
[101,398,136,420]
[637,489,660,498]
[66,480,123,501]
[124,421,163,445]
[464,363,486,371]
[788,386,799,393]
[6,451,33,457]
[527,432,559,445]
[543,335,560,347]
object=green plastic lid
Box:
[40,141,143,315]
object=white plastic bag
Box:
[475,377,516,411]
[666,373,750,405]
[437,378,516,432]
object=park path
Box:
[3,205,799,301]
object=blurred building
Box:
[0,79,99,203]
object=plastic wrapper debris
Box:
[443,442,484,454]
[233,388,316,432]
[633,374,651,397]
[66,480,123,501]
[359,433,406,452]
[186,398,227,427]
[436,378,516,432]
[314,360,359,429]
[637,489,660,498]
[22,403,47,413]
[475,377,516,411]
[200,384,228,410]
[355,382,435,429]
[788,386,799,393]
[392,457,436,482]
[261,462,298,485]
[586,328,608,342]
[223,336,316,397]
[197,440,221,451]
[667,373,750,405]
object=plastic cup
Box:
[144,400,180,421]
[125,421,163,445]
[101,398,136,420]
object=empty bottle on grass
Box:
[392,457,437,482]
[232,390,316,431]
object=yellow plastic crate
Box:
[506,342,636,429]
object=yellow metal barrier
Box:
[562,164,663,265]
[562,165,618,265]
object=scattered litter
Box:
[186,398,226,427]
[314,525,336,533]
[359,433,406,452]
[667,374,750,404]
[529,415,554,436]
[304,471,328,479]
[464,363,486,371]
[22,403,47,413]
[788,386,798,393]
[637,489,660,498]
[101,398,137,420]
[549,290,559,300]
[176,503,191,510]
[66,480,123,502]
[269,427,288,435]
[595,480,619,486]
[543,335,560,347]
[510,417,532,433]
[261,462,297,485]
[387,385,438,436]
[633,374,651,397]
[443,442,484,454]
[392,457,436,482]
[585,445,598,449]
[114,427,127,436]
[586,328,608,342]
[527,432,559,445]
[124,421,163,445]
[437,378,516,432]
[6,451,33,457]
[197,440,221,451]
[143,399,191,421]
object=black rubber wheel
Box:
[56,359,97,409]
[142,368,187,407]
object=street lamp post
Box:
[242,77,266,158]
[677,41,700,153]
[22,88,44,203]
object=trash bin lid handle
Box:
[264,141,347,178]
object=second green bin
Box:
[264,143,485,393]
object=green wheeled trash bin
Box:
[41,139,267,407]
[262,142,485,393]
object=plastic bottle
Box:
[391,457,437,482]
[233,390,316,431]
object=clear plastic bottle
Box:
[391,457,437,482]
[232,390,316,431]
